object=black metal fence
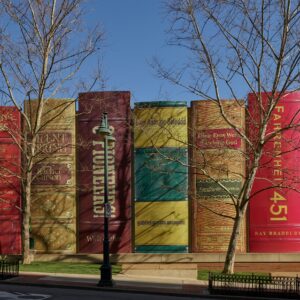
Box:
[209,272,300,298]
[0,258,20,280]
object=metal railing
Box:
[0,257,20,280]
[209,272,300,298]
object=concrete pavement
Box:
[1,271,299,299]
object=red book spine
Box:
[249,92,300,252]
[0,107,21,254]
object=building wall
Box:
[25,99,77,253]
[249,92,300,252]
[3,93,300,255]
[134,101,189,253]
[0,107,22,254]
[77,91,132,253]
[190,100,246,252]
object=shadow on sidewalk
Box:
[0,273,209,297]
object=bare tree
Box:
[0,0,104,263]
[153,0,300,273]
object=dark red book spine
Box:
[77,92,132,253]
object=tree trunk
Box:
[22,170,32,264]
[223,209,245,274]
[22,101,44,263]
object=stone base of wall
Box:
[120,263,198,279]
[33,253,300,272]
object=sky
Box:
[87,0,196,105]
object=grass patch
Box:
[198,269,211,280]
[20,262,121,275]
[197,270,269,281]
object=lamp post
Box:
[97,112,115,287]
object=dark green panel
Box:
[135,245,188,253]
[196,179,242,198]
[135,101,187,108]
[135,147,188,201]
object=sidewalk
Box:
[0,272,209,297]
[1,271,299,298]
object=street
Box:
[0,284,217,300]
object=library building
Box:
[1,91,300,271]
